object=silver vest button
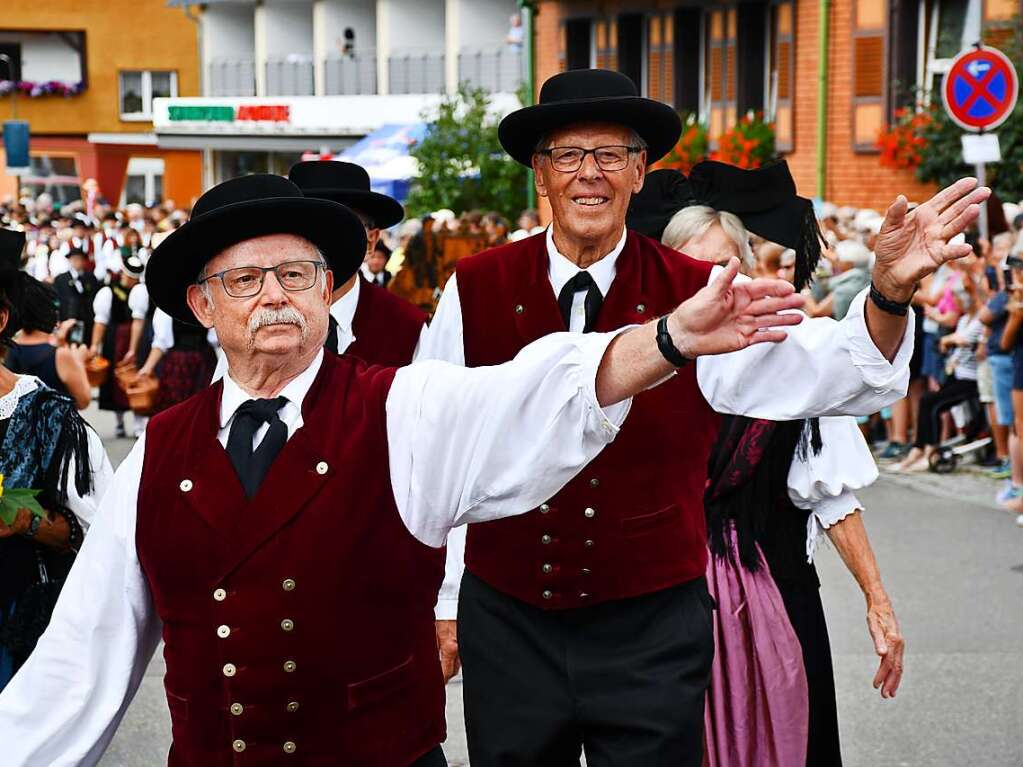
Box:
[281,619,295,632]
[283,660,297,673]
[287,701,300,713]
[217,625,231,639]
[539,503,550,514]
[541,534,552,545]
[223,663,237,677]
[542,563,553,574]
[282,578,296,592]
[584,539,594,548]
[179,479,193,492]
[589,478,600,488]
[584,507,596,518]
[232,739,246,753]
[283,741,297,754]
[515,304,524,314]
[315,461,329,475]
[230,703,244,716]
[542,590,553,600]
[213,588,227,602]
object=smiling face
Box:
[532,122,646,257]
[186,234,334,364]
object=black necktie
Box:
[325,314,340,354]
[557,271,603,333]
[226,396,289,498]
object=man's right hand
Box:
[435,620,460,682]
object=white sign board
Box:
[961,133,1001,164]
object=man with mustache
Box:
[0,174,812,766]
[419,68,988,766]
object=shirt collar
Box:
[546,226,625,298]
[220,348,324,430]
[329,274,361,331]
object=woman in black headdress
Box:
[628,162,904,767]
[0,228,113,691]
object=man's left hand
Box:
[867,594,904,698]
[873,178,991,302]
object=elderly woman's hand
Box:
[0,508,33,538]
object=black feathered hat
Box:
[147,174,367,324]
[288,161,405,229]
[498,69,681,167]
[627,160,823,291]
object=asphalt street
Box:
[77,407,1023,766]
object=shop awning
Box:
[339,123,427,203]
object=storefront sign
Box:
[168,104,291,123]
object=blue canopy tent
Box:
[339,123,427,203]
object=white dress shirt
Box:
[0,334,633,766]
[91,286,114,327]
[418,227,903,619]
[127,284,149,322]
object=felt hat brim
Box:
[147,197,366,324]
[499,96,681,167]
[299,187,405,229]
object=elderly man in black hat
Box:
[419,68,988,766]
[0,173,811,766]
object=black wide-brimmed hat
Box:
[289,161,405,229]
[498,69,681,167]
[627,160,823,291]
[0,228,25,271]
[148,174,367,324]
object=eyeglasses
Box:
[536,145,644,173]
[199,260,325,298]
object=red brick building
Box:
[531,0,1020,207]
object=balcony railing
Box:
[457,47,523,93]
[208,58,256,97]
[388,51,445,95]
[325,51,378,95]
[266,55,314,96]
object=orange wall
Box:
[0,0,200,135]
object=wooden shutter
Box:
[852,0,888,151]
[772,1,795,152]
[648,12,675,104]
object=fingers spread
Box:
[752,312,803,330]
[937,186,991,225]
[740,277,798,302]
[939,203,982,242]
[940,241,975,263]
[928,177,979,213]
[747,294,805,316]
[746,329,790,345]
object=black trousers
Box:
[775,581,843,767]
[914,376,978,447]
[458,572,714,767]
[411,746,447,766]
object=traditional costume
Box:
[0,229,112,691]
[420,69,913,766]
[0,175,636,766]
[93,254,146,416]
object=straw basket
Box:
[126,376,160,416]
[114,360,139,390]
[85,357,110,388]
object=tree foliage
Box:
[406,84,528,220]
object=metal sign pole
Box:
[976,158,988,241]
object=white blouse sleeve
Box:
[62,426,115,533]
[0,438,161,767]
[127,284,149,321]
[786,416,878,562]
[151,309,175,352]
[91,287,113,327]
[697,268,914,419]
[388,330,632,548]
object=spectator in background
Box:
[52,249,99,346]
[810,239,873,321]
[661,204,755,271]
[506,12,524,50]
[999,263,1023,519]
[361,240,392,288]
[895,274,984,472]
[482,212,510,247]
[5,277,91,410]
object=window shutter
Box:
[852,0,888,151]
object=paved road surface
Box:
[80,409,1023,766]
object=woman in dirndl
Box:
[0,228,113,691]
[136,306,215,414]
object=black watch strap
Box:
[25,514,42,539]
[869,282,912,316]
[656,315,691,367]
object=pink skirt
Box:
[703,530,809,767]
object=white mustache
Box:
[247,307,309,347]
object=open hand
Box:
[873,178,991,301]
[435,620,461,682]
[867,595,904,698]
[667,258,805,358]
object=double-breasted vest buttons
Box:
[584,507,596,518]
[282,578,296,591]
[217,625,230,638]
[315,461,328,475]
[230,703,243,716]
[223,663,237,677]
[283,660,297,673]
[281,619,295,632]
[179,479,193,492]
[213,588,227,602]
[284,741,297,754]
[232,739,246,753]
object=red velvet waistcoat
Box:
[136,353,446,766]
[457,230,720,610]
[347,275,428,367]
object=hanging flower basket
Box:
[651,114,710,174]
[876,107,933,170]
[0,80,85,98]
[710,111,777,169]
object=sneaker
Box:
[989,459,1013,480]
[997,483,1022,505]
[879,441,909,460]
[1016,514,1023,528]
[115,423,127,439]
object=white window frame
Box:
[918,0,981,107]
[119,70,178,122]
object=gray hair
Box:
[534,128,648,154]
[661,205,754,269]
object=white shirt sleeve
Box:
[697,270,914,419]
[91,287,113,327]
[63,426,115,533]
[414,274,465,365]
[151,309,175,352]
[388,329,631,548]
[127,284,149,321]
[0,438,162,767]
[786,416,878,562]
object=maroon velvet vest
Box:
[137,353,446,766]
[456,230,720,610]
[347,275,428,367]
